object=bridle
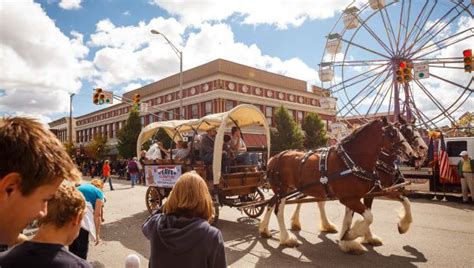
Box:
[381,124,410,158]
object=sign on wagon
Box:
[145,165,182,187]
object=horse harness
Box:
[268,144,384,203]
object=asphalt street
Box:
[87,178,473,268]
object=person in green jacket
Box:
[457,151,474,203]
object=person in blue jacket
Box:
[142,172,226,268]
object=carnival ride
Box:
[319,0,473,130]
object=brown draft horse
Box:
[259,118,416,253]
[287,117,428,251]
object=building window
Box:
[265,106,273,126]
[225,100,234,111]
[109,124,113,138]
[204,101,213,115]
[157,112,163,121]
[191,104,199,119]
[297,111,304,124]
[149,114,154,123]
[141,116,145,127]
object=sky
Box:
[0,0,472,127]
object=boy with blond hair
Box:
[0,184,91,267]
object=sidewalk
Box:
[404,179,468,203]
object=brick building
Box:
[48,116,75,144]
[72,59,337,153]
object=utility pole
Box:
[69,93,75,145]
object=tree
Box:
[63,141,76,157]
[302,112,328,149]
[117,108,142,159]
[84,134,109,160]
[270,106,304,152]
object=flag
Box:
[427,137,434,162]
[438,133,452,183]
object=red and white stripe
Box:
[438,147,452,183]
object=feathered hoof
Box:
[397,223,409,234]
[342,220,367,241]
[339,240,367,255]
[280,236,300,248]
[290,222,301,231]
[361,235,383,246]
[320,223,338,234]
[259,229,272,239]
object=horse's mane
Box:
[340,119,381,145]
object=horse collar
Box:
[336,144,377,182]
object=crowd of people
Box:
[0,117,227,268]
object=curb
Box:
[406,191,468,203]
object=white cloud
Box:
[59,0,82,10]
[89,19,318,89]
[0,0,92,119]
[122,82,143,93]
[150,0,355,29]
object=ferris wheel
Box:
[319,0,473,130]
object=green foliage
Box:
[302,112,328,149]
[270,106,304,152]
[63,141,76,157]
[84,134,109,160]
[117,109,142,159]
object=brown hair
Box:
[0,117,82,195]
[37,184,85,228]
[163,172,213,222]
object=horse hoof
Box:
[339,240,367,254]
[291,223,301,231]
[362,236,383,246]
[320,224,338,234]
[398,224,408,234]
[260,231,272,239]
[281,238,300,248]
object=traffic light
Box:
[99,93,105,104]
[404,63,413,82]
[133,94,141,109]
[395,61,407,83]
[93,88,102,105]
[395,68,404,83]
[463,49,472,73]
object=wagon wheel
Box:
[243,188,265,218]
[145,186,162,214]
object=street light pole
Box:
[150,29,184,119]
[179,50,183,119]
[69,93,75,145]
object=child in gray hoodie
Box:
[142,172,226,268]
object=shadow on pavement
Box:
[100,210,150,259]
[218,217,428,267]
